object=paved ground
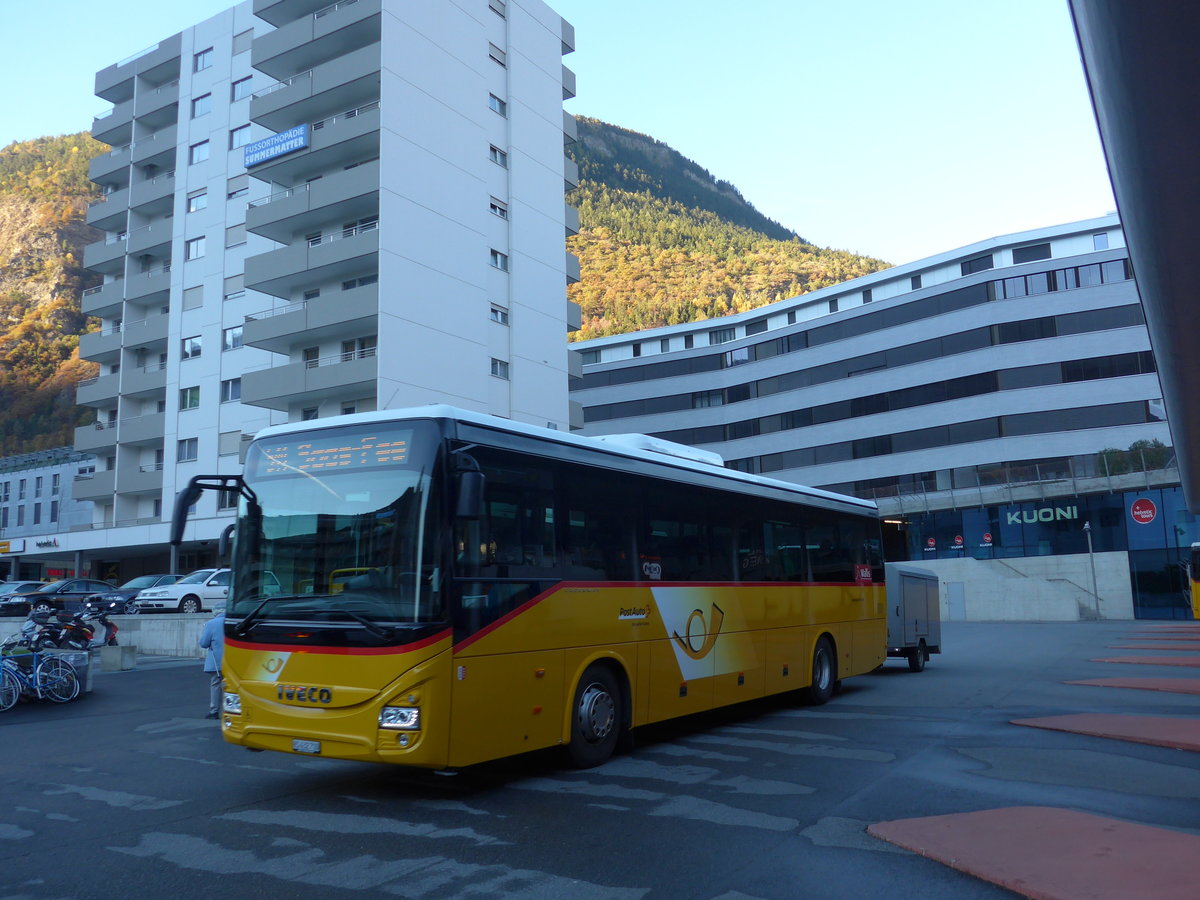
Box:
[1,620,1198,899]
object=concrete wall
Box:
[909,551,1134,622]
[0,614,211,659]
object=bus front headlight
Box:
[222,692,242,715]
[379,706,420,730]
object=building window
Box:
[490,249,509,271]
[50,500,58,523]
[178,438,199,462]
[489,198,509,219]
[489,0,506,16]
[489,145,508,168]
[233,28,253,55]
[34,477,42,498]
[191,93,211,118]
[489,43,506,66]
[180,386,201,410]
[632,344,642,358]
[491,358,510,379]
[33,504,41,526]
[342,274,378,290]
[231,76,253,101]
[17,506,24,527]
[910,274,922,290]
[227,175,249,199]
[303,289,321,301]
[1013,243,1052,264]
[189,141,210,165]
[684,334,694,349]
[223,326,243,351]
[341,402,357,415]
[862,288,873,304]
[52,473,60,496]
[19,479,26,500]
[709,327,735,345]
[225,224,246,248]
[490,305,509,325]
[301,407,319,420]
[181,335,202,359]
[0,508,7,528]
[303,347,319,368]
[341,336,375,360]
[229,125,252,149]
[194,47,213,71]
[0,481,7,502]
[218,488,238,510]
[960,254,994,276]
[828,298,839,314]
[660,338,671,352]
[187,190,207,213]
[1093,232,1110,250]
[221,378,242,402]
[488,94,507,117]
[745,319,768,336]
[185,237,206,260]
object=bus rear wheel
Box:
[803,637,835,705]
[567,664,621,768]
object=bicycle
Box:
[0,651,81,710]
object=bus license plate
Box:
[292,739,321,754]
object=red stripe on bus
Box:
[226,628,451,655]
[453,587,561,652]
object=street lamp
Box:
[1083,521,1101,618]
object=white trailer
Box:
[884,564,941,672]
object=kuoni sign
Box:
[244,124,308,167]
[1130,498,1158,525]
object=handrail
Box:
[303,346,376,369]
[252,69,312,99]
[246,302,306,321]
[314,0,359,19]
[307,220,377,247]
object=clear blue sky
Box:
[2,0,1115,265]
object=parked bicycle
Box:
[0,650,80,710]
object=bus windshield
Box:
[230,420,444,625]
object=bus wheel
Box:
[803,637,835,705]
[568,664,621,768]
[908,641,927,673]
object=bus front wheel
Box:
[803,637,835,705]
[568,664,621,768]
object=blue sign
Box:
[244,124,309,167]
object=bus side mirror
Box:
[219,523,236,559]
[456,471,484,519]
[170,483,205,545]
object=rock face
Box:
[0,135,102,456]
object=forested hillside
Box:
[566,117,890,341]
[0,134,102,455]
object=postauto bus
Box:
[172,406,886,769]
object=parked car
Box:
[17,578,117,615]
[133,568,230,614]
[85,574,183,615]
[0,581,50,616]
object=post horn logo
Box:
[672,603,725,660]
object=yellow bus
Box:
[1190,543,1200,620]
[173,406,886,769]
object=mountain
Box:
[0,134,102,456]
[566,117,890,341]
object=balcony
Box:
[564,157,579,190]
[127,222,173,257]
[74,421,118,455]
[567,299,582,332]
[81,279,125,318]
[86,187,129,231]
[92,99,134,146]
[131,124,178,169]
[121,361,167,399]
[563,110,577,145]
[561,17,575,55]
[249,42,380,132]
[125,266,171,304]
[121,313,170,352]
[79,327,123,363]
[254,0,337,27]
[95,34,181,101]
[77,373,118,407]
[74,469,116,502]
[253,0,381,81]
[118,464,164,495]
[88,143,132,184]
[244,283,377,354]
[83,234,128,275]
[133,79,179,128]
[244,102,379,184]
[119,412,165,446]
[129,170,175,216]
[246,159,378,242]
[566,251,580,284]
[562,65,576,100]
[245,222,378,298]
[242,348,377,411]
[565,203,579,237]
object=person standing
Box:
[198,611,225,719]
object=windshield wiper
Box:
[337,609,397,641]
[232,594,319,637]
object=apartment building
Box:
[572,217,1197,620]
[0,449,96,580]
[72,0,578,577]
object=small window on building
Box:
[181,335,202,359]
[301,407,319,420]
[218,488,239,509]
[341,403,358,416]
[1093,232,1110,250]
[632,344,642,358]
[488,94,507,116]
[961,254,994,276]
[180,386,200,410]
[227,174,249,199]
[490,249,509,271]
[229,125,252,149]
[194,47,213,72]
[225,224,246,248]
[221,378,242,402]
[910,274,922,290]
[50,500,58,523]
[828,298,839,314]
[185,236,206,260]
[490,305,509,325]
[489,145,508,167]
[233,29,254,55]
[709,327,735,345]
[787,311,797,325]
[183,285,203,309]
[33,504,41,526]
[745,319,768,336]
[580,350,600,365]
[178,437,199,461]
[303,289,321,301]
[490,358,510,379]
[189,141,210,165]
[187,190,207,213]
[1013,243,1052,264]
[660,338,670,352]
[231,76,253,101]
[862,288,873,303]
[489,43,506,66]
[191,93,211,118]
[684,334,694,349]
[223,326,243,351]
[489,198,509,219]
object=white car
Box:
[134,568,230,614]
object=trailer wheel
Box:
[803,636,835,705]
[908,640,927,673]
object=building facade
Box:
[571,216,1196,620]
[66,0,577,578]
[0,449,97,580]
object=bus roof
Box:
[251,404,879,516]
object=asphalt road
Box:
[1,622,1196,899]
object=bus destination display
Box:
[255,431,411,476]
